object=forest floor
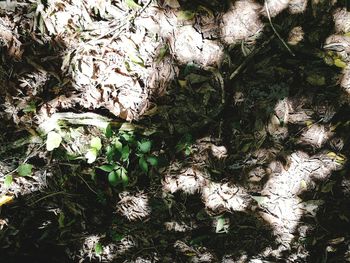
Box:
[1,0,350,262]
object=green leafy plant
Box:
[97,128,158,187]
[96,130,134,187]
[175,133,193,156]
[85,137,102,163]
[94,243,103,255]
[17,163,33,177]
[99,164,128,187]
[136,139,158,174]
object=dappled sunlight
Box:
[262,0,308,17]
[164,220,196,232]
[137,3,225,67]
[298,123,333,148]
[163,166,208,194]
[163,162,249,214]
[117,191,151,221]
[220,0,263,45]
[287,26,304,46]
[74,234,137,262]
[325,8,350,96]
[259,150,344,251]
[162,147,346,257]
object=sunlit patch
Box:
[220,0,263,45]
[170,26,224,67]
[172,25,203,64]
[259,151,344,247]
[0,218,8,230]
[28,1,177,122]
[162,165,249,214]
[288,26,304,45]
[134,5,224,68]
[75,234,136,262]
[324,8,350,96]
[262,0,290,18]
[299,124,333,148]
[162,166,208,194]
[202,182,249,214]
[210,144,228,160]
[333,8,350,34]
[164,221,196,232]
[117,191,151,221]
[262,0,307,17]
[0,170,51,197]
[288,0,308,14]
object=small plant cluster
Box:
[96,125,158,187]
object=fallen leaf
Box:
[0,195,13,207]
[46,131,62,151]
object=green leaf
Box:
[58,212,65,228]
[108,171,119,186]
[118,167,128,186]
[185,73,209,84]
[129,54,145,67]
[121,145,130,161]
[90,137,102,151]
[157,45,168,62]
[185,146,192,156]
[4,175,13,187]
[121,132,131,142]
[321,181,336,193]
[46,131,62,151]
[138,140,151,153]
[95,243,103,255]
[114,139,123,152]
[139,157,148,173]
[17,163,33,177]
[306,74,326,86]
[106,145,115,163]
[23,101,36,113]
[105,124,113,138]
[215,217,225,233]
[334,58,347,68]
[111,232,124,242]
[251,195,269,206]
[99,164,115,172]
[146,156,158,166]
[177,10,195,20]
[125,0,141,9]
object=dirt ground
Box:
[1,0,350,262]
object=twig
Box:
[77,174,98,195]
[137,0,153,15]
[264,0,295,56]
[29,191,71,205]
